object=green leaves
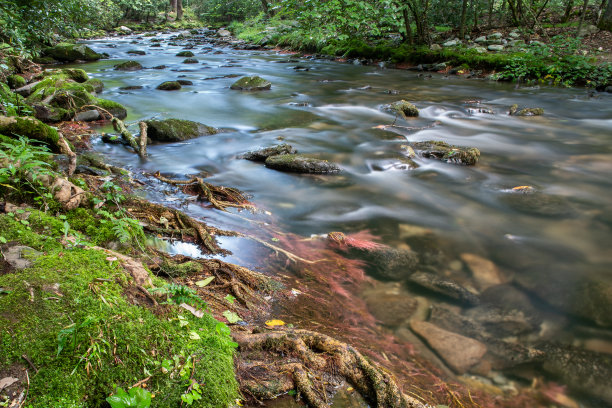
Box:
[106,387,152,408]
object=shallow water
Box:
[79,31,612,405]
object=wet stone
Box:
[114,61,143,71]
[230,76,271,91]
[360,247,420,281]
[460,253,507,290]
[240,144,297,162]
[74,109,100,122]
[156,81,182,91]
[177,80,193,86]
[361,282,418,327]
[183,58,199,64]
[411,320,487,374]
[144,118,217,143]
[176,51,195,57]
[119,85,143,90]
[385,100,419,118]
[265,154,340,174]
[409,271,480,306]
[465,306,536,336]
[411,141,480,165]
[127,50,146,55]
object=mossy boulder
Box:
[176,51,195,57]
[144,118,217,142]
[509,104,544,116]
[386,100,419,118]
[411,141,480,165]
[114,61,143,71]
[42,42,102,62]
[0,83,30,116]
[230,76,271,91]
[265,154,340,173]
[0,115,60,151]
[85,78,104,93]
[7,74,26,89]
[240,144,297,161]
[156,81,182,91]
[41,68,89,83]
[127,49,146,55]
[91,96,127,119]
[183,58,199,64]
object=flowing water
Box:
[78,31,612,406]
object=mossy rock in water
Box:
[114,60,143,71]
[91,96,127,119]
[385,100,419,118]
[509,104,544,116]
[0,115,60,151]
[127,49,146,55]
[85,78,104,93]
[42,42,101,62]
[411,141,480,165]
[145,118,217,142]
[183,58,199,64]
[7,74,26,89]
[240,144,297,161]
[265,154,340,174]
[156,81,182,91]
[0,212,239,406]
[230,76,271,91]
[176,51,195,57]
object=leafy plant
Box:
[151,283,206,308]
[106,387,152,408]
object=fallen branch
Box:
[138,121,148,158]
[112,117,140,154]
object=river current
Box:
[78,31,612,406]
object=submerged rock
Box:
[411,141,480,165]
[362,282,418,327]
[144,118,217,142]
[385,100,419,118]
[240,144,297,161]
[114,61,143,71]
[264,154,340,174]
[541,344,612,404]
[127,50,146,55]
[230,76,271,91]
[460,253,507,290]
[42,42,101,62]
[411,320,487,374]
[156,81,182,91]
[362,247,419,281]
[409,271,480,306]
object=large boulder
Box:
[144,119,217,142]
[0,115,60,151]
[42,42,101,62]
[265,154,340,174]
[230,76,271,91]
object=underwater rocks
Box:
[144,118,217,142]
[265,154,340,174]
[42,42,102,62]
[230,76,271,91]
[411,320,487,374]
[361,247,419,281]
[362,283,418,327]
[411,141,480,165]
[409,271,480,306]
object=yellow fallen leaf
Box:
[265,319,285,327]
[346,386,354,392]
[512,185,534,191]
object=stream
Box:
[77,30,612,407]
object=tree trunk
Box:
[472,0,479,30]
[599,0,612,29]
[562,0,575,22]
[576,0,589,35]
[488,0,494,28]
[459,0,469,38]
[176,0,183,20]
[171,0,177,12]
[260,0,270,17]
[402,7,414,44]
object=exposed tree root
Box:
[234,329,427,408]
[152,172,252,212]
[126,198,235,253]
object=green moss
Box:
[91,97,127,119]
[156,81,182,91]
[388,100,419,118]
[144,119,216,142]
[176,51,195,57]
[85,78,104,93]
[0,83,31,116]
[230,76,271,91]
[42,68,89,83]
[0,115,60,151]
[0,210,239,407]
[7,74,26,89]
[64,208,116,245]
[160,259,203,277]
[412,141,480,165]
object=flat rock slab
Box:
[265,154,340,174]
[411,320,487,374]
[240,144,297,161]
[3,245,43,270]
[409,271,480,306]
